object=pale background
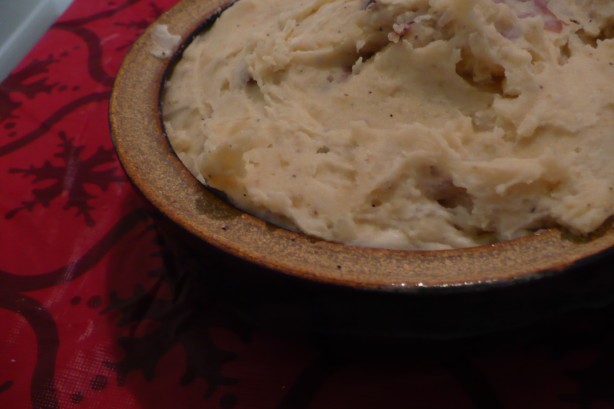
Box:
[0,0,74,81]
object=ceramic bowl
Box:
[109,0,614,294]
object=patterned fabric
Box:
[1,1,613,408]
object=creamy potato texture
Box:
[163,0,614,250]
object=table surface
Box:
[1,1,614,408]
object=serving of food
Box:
[111,0,614,289]
[162,0,614,250]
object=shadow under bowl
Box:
[110,0,614,337]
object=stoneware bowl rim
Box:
[109,0,614,293]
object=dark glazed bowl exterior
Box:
[110,0,614,299]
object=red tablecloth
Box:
[1,1,614,408]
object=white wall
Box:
[0,0,74,82]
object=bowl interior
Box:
[110,0,614,291]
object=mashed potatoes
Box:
[162,0,614,250]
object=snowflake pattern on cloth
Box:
[6,131,124,226]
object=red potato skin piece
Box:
[492,0,565,33]
[533,0,564,33]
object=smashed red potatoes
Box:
[163,0,614,250]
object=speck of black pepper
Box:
[221,225,229,231]
[389,114,394,117]
[70,296,81,306]
[337,265,342,270]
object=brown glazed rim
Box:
[110,0,614,292]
